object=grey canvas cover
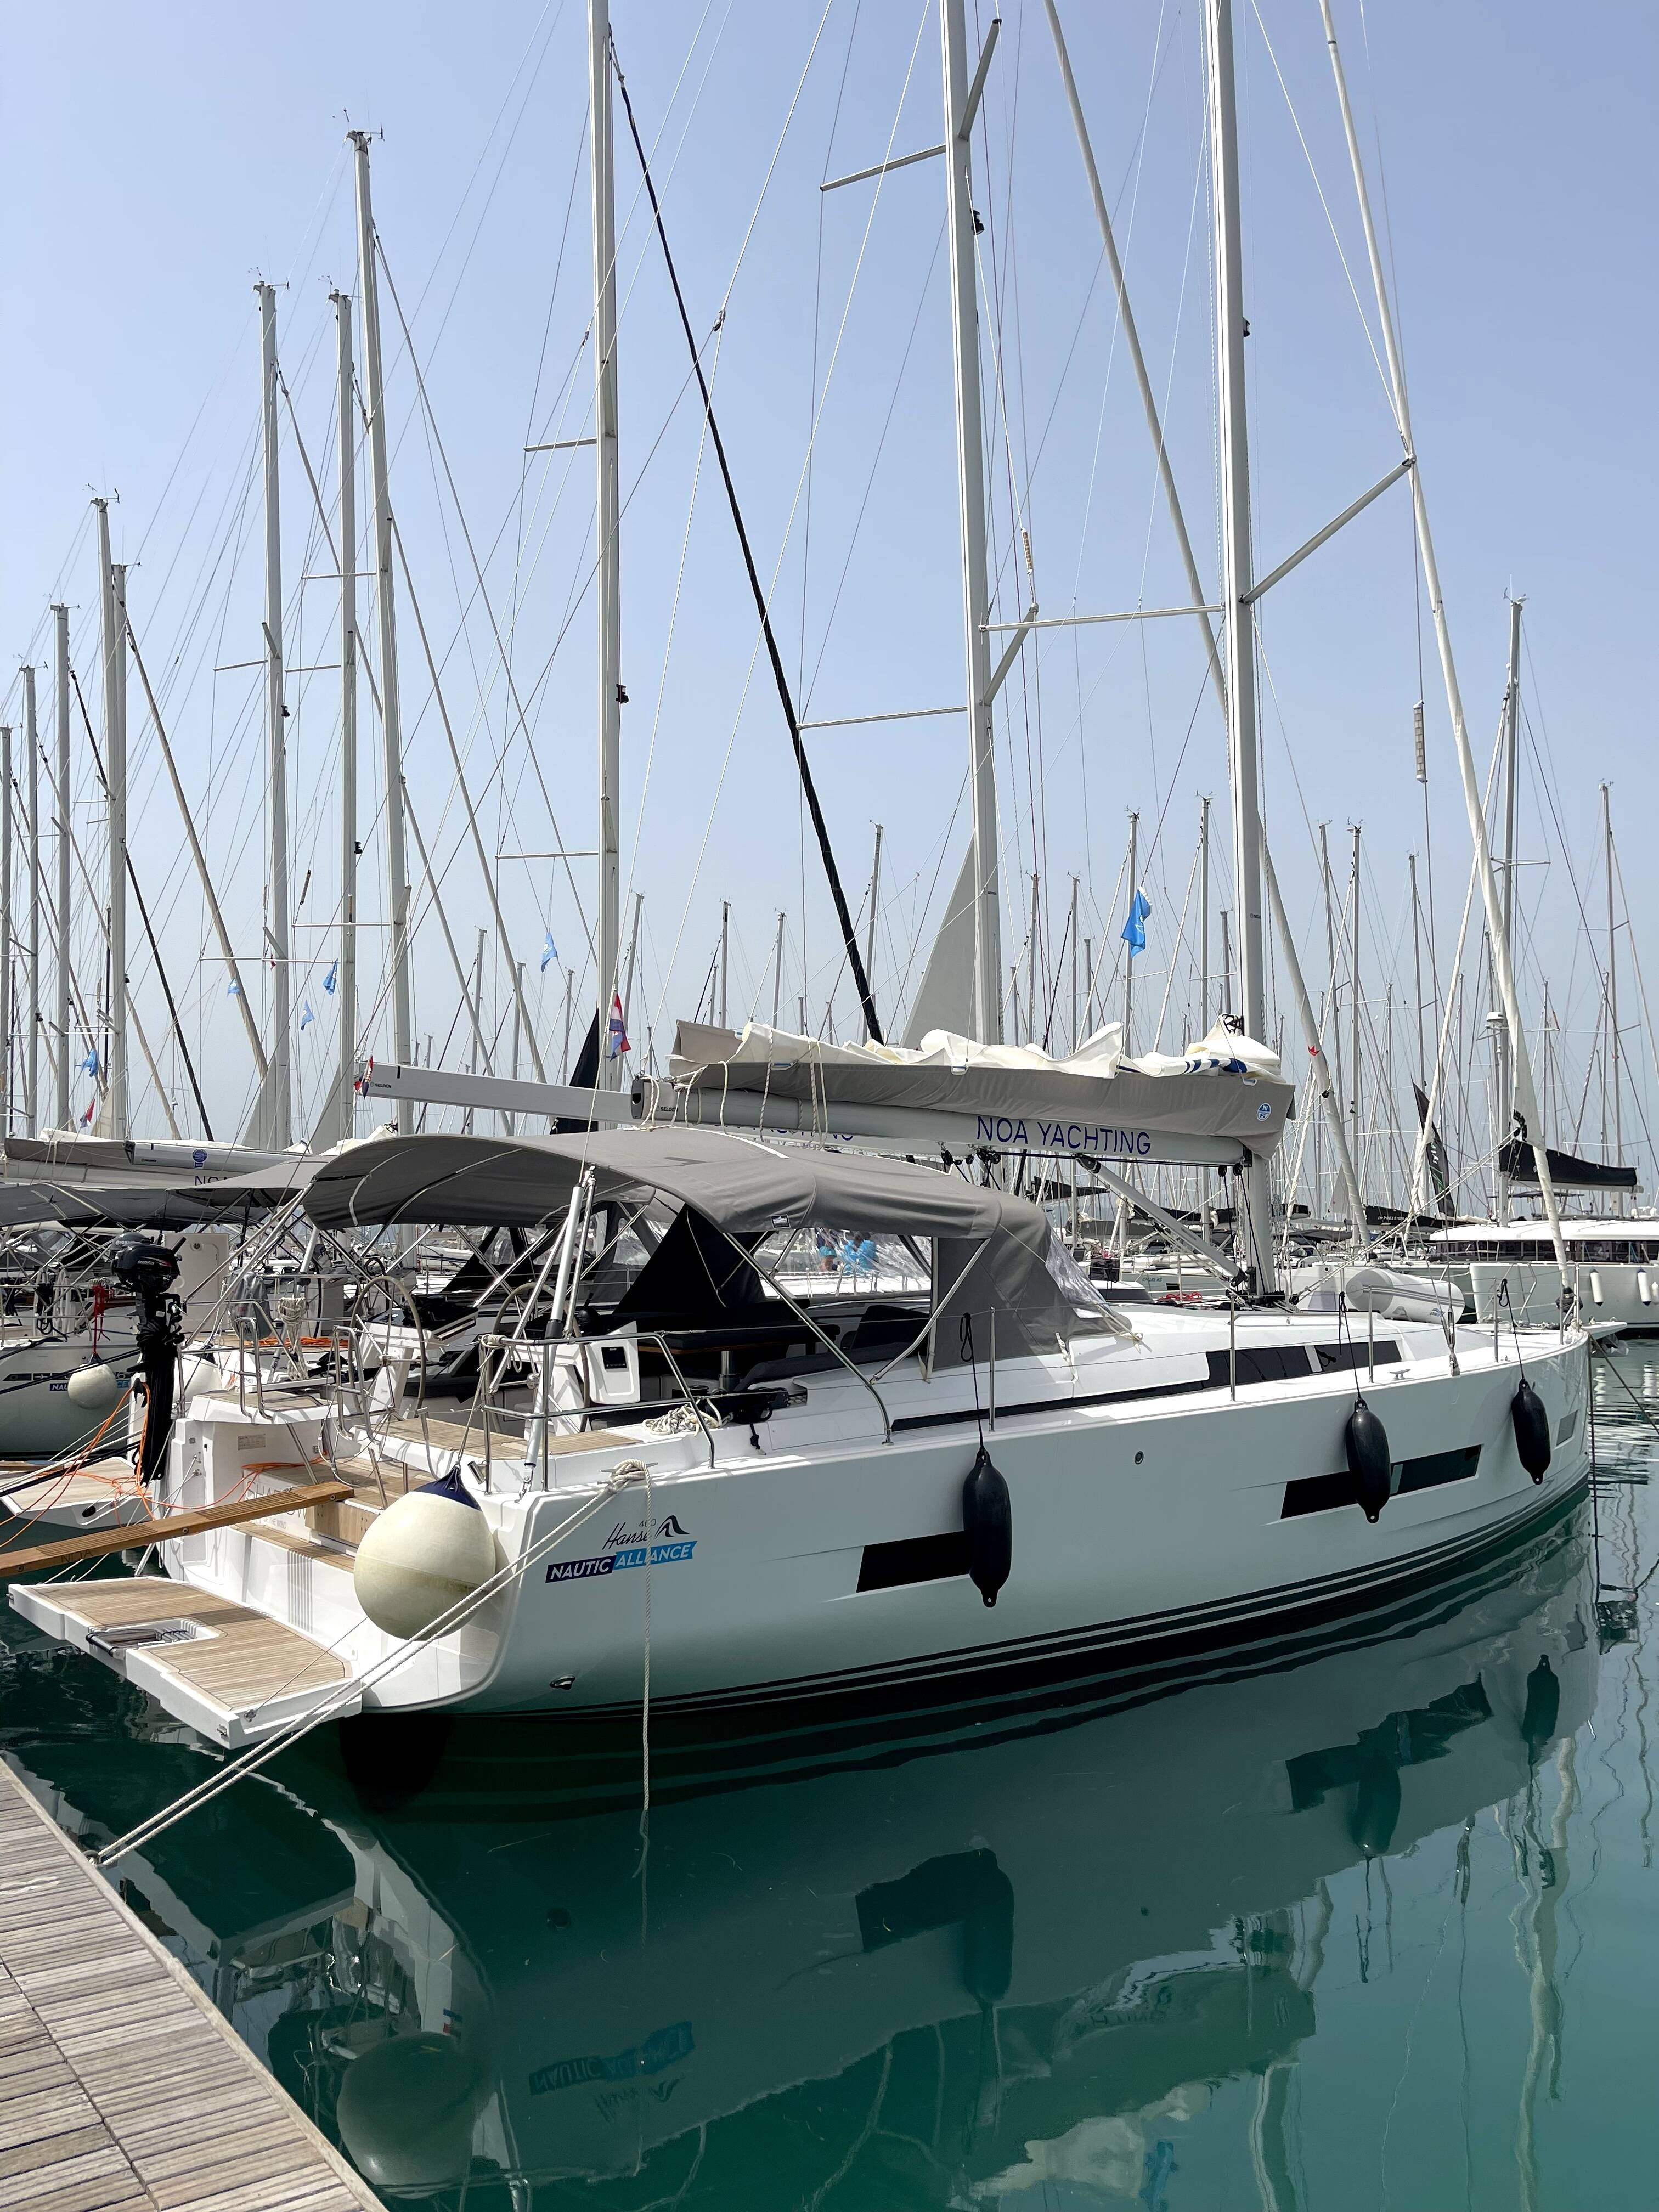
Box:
[302,1127,1090,1356]
[668,1024,1292,1152]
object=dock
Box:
[0,1759,380,2212]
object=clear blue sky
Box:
[1,2,1653,1185]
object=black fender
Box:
[1346,1399,1392,1523]
[1511,1378,1551,1483]
[961,1444,1012,1607]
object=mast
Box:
[863,825,883,1042]
[1408,851,1426,1082]
[96,506,129,1139]
[1316,0,1565,1275]
[257,281,292,1149]
[1121,812,1138,1052]
[1349,823,1362,1184]
[333,286,359,1139]
[719,900,730,1030]
[349,129,414,1101]
[21,667,39,1135]
[1068,876,1079,1053]
[1199,796,1211,1036]
[771,911,785,1030]
[1607,786,1623,1188]
[52,605,70,1131]
[0,725,10,1131]
[591,0,623,1088]
[1495,596,1522,1214]
[941,0,1002,1042]
[1204,0,1273,1289]
[621,889,644,1050]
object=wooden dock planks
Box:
[0,1761,381,2212]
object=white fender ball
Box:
[353,1473,496,1640]
[334,2031,486,2191]
[66,1362,122,1409]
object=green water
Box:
[3,1353,1657,2211]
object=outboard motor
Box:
[962,1444,1012,1607]
[109,1234,182,1487]
[1345,1397,1393,1523]
[1511,1379,1551,1483]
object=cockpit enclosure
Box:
[303,1127,1125,1418]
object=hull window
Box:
[1282,1442,1481,1519]
[858,1531,971,1592]
[1313,1339,1401,1374]
[1206,1345,1313,1387]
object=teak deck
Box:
[18,1580,351,1713]
[0,1759,380,2212]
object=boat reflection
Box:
[1,1508,1599,2207]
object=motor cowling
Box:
[353,1468,498,1640]
[1511,1379,1550,1483]
[961,1444,1012,1608]
[1346,1399,1393,1523]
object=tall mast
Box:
[349,129,414,1102]
[52,605,70,1131]
[863,825,883,1042]
[1319,821,1342,1112]
[591,0,623,1087]
[332,286,359,1137]
[0,725,10,1131]
[1494,595,1522,1214]
[1408,851,1426,1082]
[1199,795,1211,1037]
[941,0,1002,1042]
[1316,0,1564,1274]
[21,667,39,1135]
[1121,812,1139,1052]
[1204,0,1273,1288]
[256,282,292,1149]
[95,504,129,1138]
[1349,823,1362,1187]
[1068,875,1079,1052]
[1607,783,1622,1185]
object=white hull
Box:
[14,1308,1590,1741]
[0,1329,141,1458]
[6,1503,1595,2198]
[1471,1259,1659,1335]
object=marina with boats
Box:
[1,2,1654,2204]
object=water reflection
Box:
[2,1499,1602,2209]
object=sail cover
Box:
[1497,1139,1639,1193]
[664,1019,1294,1157]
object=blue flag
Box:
[300,1000,315,1031]
[324,959,338,996]
[228,977,242,998]
[540,930,558,973]
[1121,887,1153,956]
[80,1047,99,1078]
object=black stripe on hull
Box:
[512,1465,1590,1752]
[326,1481,1591,1823]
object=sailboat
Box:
[7,0,1595,1753]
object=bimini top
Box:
[304,1124,1036,1241]
[304,1126,1108,1358]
